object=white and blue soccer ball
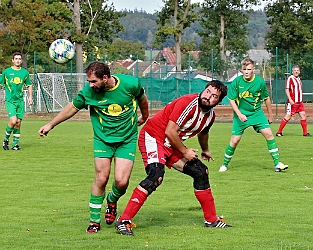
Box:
[49,39,75,64]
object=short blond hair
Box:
[241,58,254,67]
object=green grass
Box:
[0,118,312,249]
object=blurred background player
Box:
[115,80,231,236]
[219,58,288,173]
[38,61,149,233]
[0,52,33,150]
[276,65,311,137]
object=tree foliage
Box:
[247,10,269,49]
[198,0,259,77]
[64,0,125,72]
[155,0,199,71]
[0,0,125,72]
[265,0,313,79]
[0,0,73,67]
[68,0,125,51]
[117,10,159,49]
[106,38,145,61]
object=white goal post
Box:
[25,73,86,113]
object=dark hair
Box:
[85,61,111,78]
[12,52,23,59]
[205,80,228,102]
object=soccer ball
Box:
[49,39,75,64]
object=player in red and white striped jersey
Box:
[115,80,232,236]
[276,65,311,137]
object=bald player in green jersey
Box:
[0,52,33,150]
[38,61,149,233]
[219,58,288,173]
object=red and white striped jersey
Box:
[143,94,215,147]
[286,75,303,103]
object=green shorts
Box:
[93,135,137,161]
[5,100,25,119]
[232,111,270,136]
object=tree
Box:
[265,0,313,79]
[118,10,158,49]
[0,0,125,73]
[65,0,125,73]
[0,0,73,69]
[155,0,199,71]
[247,10,269,49]
[106,38,145,61]
[198,0,258,78]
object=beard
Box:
[198,94,217,112]
[91,85,105,93]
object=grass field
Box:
[0,118,312,250]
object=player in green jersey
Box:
[38,61,149,233]
[0,52,33,150]
[219,58,288,173]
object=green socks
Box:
[89,194,105,223]
[222,144,236,167]
[107,184,126,203]
[88,185,126,223]
[267,139,280,166]
[12,128,20,146]
[4,125,13,141]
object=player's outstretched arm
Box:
[38,103,79,137]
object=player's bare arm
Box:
[38,103,79,137]
[230,100,247,122]
[285,88,294,105]
[197,133,214,161]
[264,97,273,123]
[27,85,33,105]
[137,95,149,126]
[165,120,198,161]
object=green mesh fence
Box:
[271,79,313,104]
[1,50,313,115]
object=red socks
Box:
[277,118,288,133]
[119,187,148,221]
[278,118,308,135]
[120,187,219,223]
[195,189,218,223]
[300,120,308,135]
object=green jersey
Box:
[228,74,269,117]
[72,74,144,143]
[0,67,32,102]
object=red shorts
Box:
[138,128,183,168]
[286,102,305,116]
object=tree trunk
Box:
[75,43,84,73]
[73,0,84,91]
[220,14,226,62]
[174,0,182,72]
[175,35,182,72]
[73,0,83,74]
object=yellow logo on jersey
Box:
[10,77,23,85]
[102,104,129,116]
[239,91,252,99]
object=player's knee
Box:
[139,163,165,195]
[182,159,210,190]
[9,117,18,126]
